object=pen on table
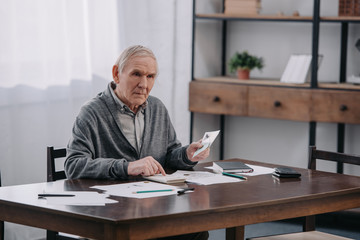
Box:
[132,189,175,194]
[38,194,75,197]
[222,172,248,180]
[177,187,195,195]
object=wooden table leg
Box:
[226,226,245,240]
[303,215,316,231]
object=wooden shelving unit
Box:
[321,16,360,22]
[196,13,360,22]
[196,13,313,21]
[195,77,311,87]
[195,76,360,90]
[189,0,360,171]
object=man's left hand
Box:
[186,140,210,162]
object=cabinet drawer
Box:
[311,90,360,124]
[248,86,311,121]
[189,81,248,115]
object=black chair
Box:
[308,145,360,221]
[0,171,4,240]
[248,145,360,240]
[47,146,67,182]
[47,146,86,240]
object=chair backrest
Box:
[46,148,78,240]
[47,146,67,182]
[308,145,360,171]
[306,145,360,230]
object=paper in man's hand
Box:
[193,130,220,158]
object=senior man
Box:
[65,45,209,240]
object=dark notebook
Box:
[213,161,253,173]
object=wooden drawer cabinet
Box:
[189,81,248,115]
[189,81,360,124]
[248,86,312,121]
[312,89,360,124]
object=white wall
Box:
[0,1,194,239]
[193,0,360,175]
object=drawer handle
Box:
[213,96,221,102]
[340,104,348,111]
[274,101,281,107]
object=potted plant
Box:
[228,51,264,80]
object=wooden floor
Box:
[13,212,360,240]
[209,212,360,240]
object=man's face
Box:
[113,56,157,112]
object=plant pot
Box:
[237,69,250,80]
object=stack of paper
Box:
[224,0,261,15]
[171,170,242,185]
[92,181,180,199]
[143,174,186,184]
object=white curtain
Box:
[0,0,192,239]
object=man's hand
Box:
[127,156,166,176]
[186,140,210,162]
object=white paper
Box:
[91,181,180,199]
[89,165,274,199]
[280,55,297,83]
[171,170,242,185]
[240,164,275,176]
[143,173,186,184]
[39,191,117,206]
[193,130,220,158]
[294,55,312,84]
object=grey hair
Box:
[114,45,158,75]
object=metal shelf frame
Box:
[190,0,359,171]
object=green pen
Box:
[133,189,175,194]
[222,172,248,180]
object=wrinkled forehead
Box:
[123,56,158,75]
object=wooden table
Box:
[1,159,360,240]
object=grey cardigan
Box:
[65,83,196,179]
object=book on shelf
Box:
[224,0,261,15]
[348,74,360,84]
[225,0,261,4]
[225,8,260,15]
[213,161,254,173]
[280,54,323,84]
[225,1,261,8]
[280,54,312,84]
